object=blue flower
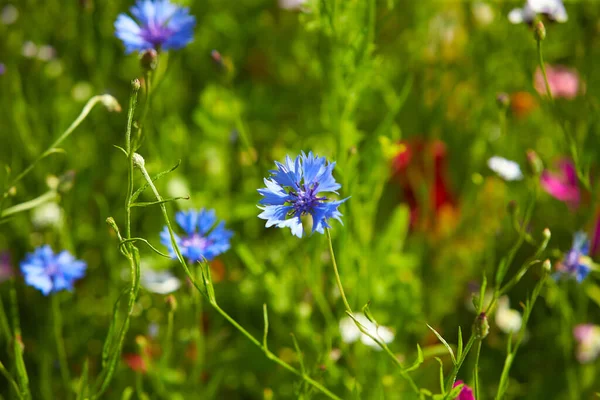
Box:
[115,0,196,54]
[160,209,233,262]
[555,232,591,283]
[258,152,349,238]
[20,245,87,296]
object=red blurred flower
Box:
[123,353,147,374]
[391,138,457,230]
[510,91,537,118]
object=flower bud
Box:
[473,312,489,339]
[165,294,177,312]
[542,228,551,241]
[534,21,546,41]
[132,78,141,91]
[99,94,122,112]
[526,149,543,176]
[210,49,224,68]
[140,49,158,71]
[133,153,145,168]
[542,259,552,273]
[135,335,148,350]
[496,92,510,110]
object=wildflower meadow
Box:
[2,0,600,399]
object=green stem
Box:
[9,280,31,400]
[473,339,482,400]
[0,360,23,400]
[3,95,115,198]
[52,294,71,394]
[444,334,476,393]
[92,82,140,399]
[325,229,420,394]
[0,190,58,220]
[136,163,342,400]
[163,304,175,364]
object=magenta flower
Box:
[534,65,583,100]
[591,211,600,256]
[573,324,600,363]
[453,380,475,400]
[540,159,580,208]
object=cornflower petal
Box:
[20,245,86,295]
[161,209,232,262]
[258,153,348,237]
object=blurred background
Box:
[1,0,600,399]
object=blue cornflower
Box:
[555,232,591,283]
[258,152,349,238]
[160,209,233,262]
[115,0,196,54]
[20,245,87,296]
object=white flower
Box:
[278,0,307,10]
[487,156,523,181]
[508,0,567,24]
[339,313,394,350]
[31,202,63,228]
[495,296,523,334]
[1,5,18,25]
[141,268,181,294]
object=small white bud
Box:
[99,94,122,113]
[133,153,145,168]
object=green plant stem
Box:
[536,39,589,190]
[3,95,113,199]
[0,190,58,220]
[495,274,547,400]
[444,334,476,393]
[52,294,71,394]
[136,163,341,400]
[92,83,140,399]
[9,279,31,400]
[325,229,420,395]
[0,360,23,400]
[163,305,175,364]
[473,339,482,400]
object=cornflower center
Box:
[289,182,326,215]
[181,233,210,250]
[141,21,173,47]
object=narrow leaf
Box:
[427,324,456,365]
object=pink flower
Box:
[534,65,583,100]
[453,380,475,400]
[540,159,580,208]
[573,324,600,363]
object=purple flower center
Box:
[564,249,581,272]
[181,233,210,250]
[141,22,173,47]
[290,182,326,215]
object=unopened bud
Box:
[473,312,489,339]
[542,259,552,273]
[534,21,546,41]
[132,78,141,91]
[542,228,551,240]
[133,153,145,168]
[140,49,158,71]
[526,149,543,176]
[7,186,16,196]
[165,294,177,311]
[99,94,122,112]
[496,92,510,110]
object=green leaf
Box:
[130,196,189,208]
[403,344,424,373]
[427,324,456,366]
[457,327,463,361]
[76,359,89,400]
[435,357,445,394]
[131,160,181,202]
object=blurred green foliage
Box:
[1,0,600,399]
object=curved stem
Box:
[325,229,420,394]
[137,163,342,400]
[51,295,71,394]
